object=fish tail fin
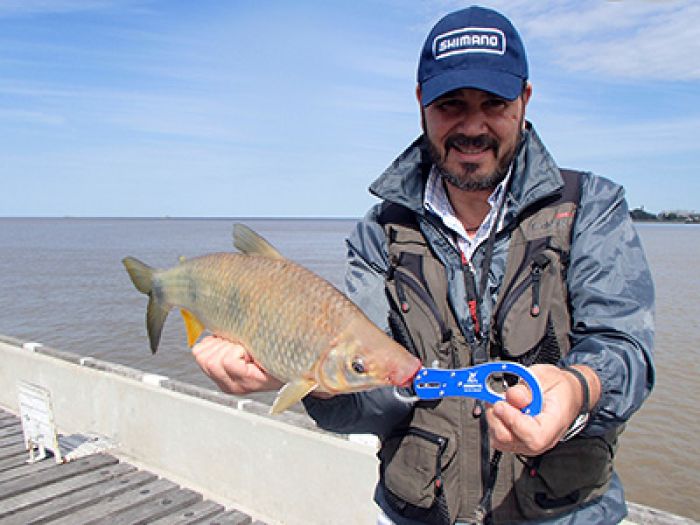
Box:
[122,256,168,354]
[122,256,154,295]
[147,296,169,354]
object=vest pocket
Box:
[493,248,569,363]
[513,436,614,519]
[386,265,452,364]
[379,426,457,523]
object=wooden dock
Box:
[0,408,265,525]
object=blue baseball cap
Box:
[418,6,528,106]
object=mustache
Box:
[444,134,499,158]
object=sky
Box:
[1,0,698,217]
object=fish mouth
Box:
[391,361,422,388]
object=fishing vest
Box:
[377,170,621,524]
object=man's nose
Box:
[454,108,488,136]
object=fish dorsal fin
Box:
[233,223,285,260]
[180,309,206,347]
[270,379,318,415]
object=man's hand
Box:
[486,364,600,456]
[191,335,283,395]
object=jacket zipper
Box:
[530,253,550,317]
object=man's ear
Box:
[520,82,533,130]
[522,82,533,108]
[416,84,427,133]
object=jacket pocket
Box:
[514,436,614,520]
[379,426,456,519]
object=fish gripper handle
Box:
[413,362,543,416]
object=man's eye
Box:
[484,98,507,110]
[437,100,462,112]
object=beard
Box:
[426,133,516,192]
[423,115,522,192]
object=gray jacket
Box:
[304,125,655,524]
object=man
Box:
[193,6,655,524]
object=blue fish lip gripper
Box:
[412,362,543,416]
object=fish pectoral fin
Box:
[233,224,285,260]
[270,379,318,415]
[180,309,206,347]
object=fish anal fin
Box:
[233,224,285,260]
[270,379,318,415]
[180,309,206,347]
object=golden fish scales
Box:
[164,252,356,381]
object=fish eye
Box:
[351,357,366,375]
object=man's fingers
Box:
[487,402,518,450]
[504,382,532,409]
[489,397,563,455]
[191,335,284,394]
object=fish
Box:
[122,223,421,414]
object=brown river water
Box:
[0,218,697,520]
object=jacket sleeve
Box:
[303,205,415,437]
[564,173,655,436]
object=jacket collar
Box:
[369,124,565,222]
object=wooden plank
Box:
[0,434,24,448]
[0,426,22,439]
[0,462,134,518]
[148,500,225,525]
[0,453,117,499]
[199,509,254,525]
[0,453,27,474]
[90,486,202,525]
[47,478,180,525]
[0,469,156,525]
[0,443,27,461]
[0,420,19,430]
[0,450,62,483]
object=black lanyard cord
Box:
[464,188,509,341]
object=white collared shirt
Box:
[423,165,511,264]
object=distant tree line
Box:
[630,208,700,223]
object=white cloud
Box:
[541,3,700,80]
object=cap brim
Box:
[420,69,524,106]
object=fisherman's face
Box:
[419,85,531,192]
